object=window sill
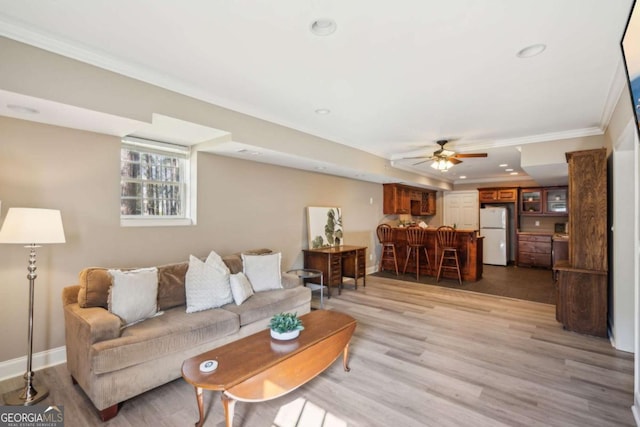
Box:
[120,218,194,227]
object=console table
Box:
[302,245,367,296]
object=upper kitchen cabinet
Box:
[544,187,568,214]
[383,183,436,215]
[478,187,518,203]
[520,188,542,214]
[520,186,568,216]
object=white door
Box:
[444,191,479,230]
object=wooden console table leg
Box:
[221,393,236,427]
[194,387,204,427]
[343,343,351,372]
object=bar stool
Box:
[436,226,462,285]
[376,224,399,275]
[403,226,431,280]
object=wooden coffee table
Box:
[181,310,357,427]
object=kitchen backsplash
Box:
[519,215,567,233]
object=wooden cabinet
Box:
[555,264,607,337]
[383,183,436,215]
[544,187,568,214]
[517,233,552,268]
[554,149,607,337]
[478,187,517,203]
[566,149,607,271]
[552,238,568,265]
[520,186,568,216]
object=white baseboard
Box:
[366,266,378,275]
[0,346,66,382]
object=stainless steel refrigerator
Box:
[480,207,508,266]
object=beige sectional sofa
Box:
[61,249,311,421]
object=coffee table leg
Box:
[343,343,351,372]
[194,387,204,427]
[221,393,236,427]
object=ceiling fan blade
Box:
[454,153,488,158]
[449,158,463,165]
[399,155,431,160]
[413,159,431,166]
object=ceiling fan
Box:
[400,139,488,170]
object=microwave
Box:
[548,202,567,213]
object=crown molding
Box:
[600,57,628,130]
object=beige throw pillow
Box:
[229,272,254,305]
[242,252,283,292]
[185,251,233,313]
[108,267,158,327]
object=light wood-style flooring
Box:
[1,275,634,426]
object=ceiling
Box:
[0,1,634,185]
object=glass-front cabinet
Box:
[545,187,567,214]
[520,186,568,215]
[521,189,542,214]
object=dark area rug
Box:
[372,264,556,305]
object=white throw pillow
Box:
[108,267,158,327]
[242,252,283,292]
[229,272,254,305]
[185,251,233,313]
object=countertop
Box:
[517,230,569,241]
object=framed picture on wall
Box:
[306,206,343,249]
[621,1,640,133]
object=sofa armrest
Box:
[281,271,301,289]
[64,302,122,344]
[62,285,80,306]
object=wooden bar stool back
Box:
[376,224,399,275]
[436,226,462,285]
[402,226,431,280]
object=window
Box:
[120,137,191,225]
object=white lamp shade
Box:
[0,208,66,244]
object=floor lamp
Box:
[0,208,66,406]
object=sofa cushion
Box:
[185,254,233,313]
[229,272,254,305]
[242,252,283,292]
[222,286,311,326]
[108,267,158,327]
[79,262,189,310]
[222,248,272,274]
[91,306,240,374]
[157,261,189,310]
[78,267,112,309]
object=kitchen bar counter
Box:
[384,227,483,281]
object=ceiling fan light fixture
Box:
[430,158,454,171]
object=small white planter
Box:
[270,329,300,341]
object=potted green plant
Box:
[269,312,304,340]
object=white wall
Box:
[610,118,636,352]
[0,116,386,366]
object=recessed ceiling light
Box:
[505,168,514,172]
[459,175,467,179]
[7,104,39,114]
[315,108,331,115]
[499,164,508,167]
[310,19,337,36]
[510,172,519,175]
[516,43,546,58]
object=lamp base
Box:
[3,383,49,406]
